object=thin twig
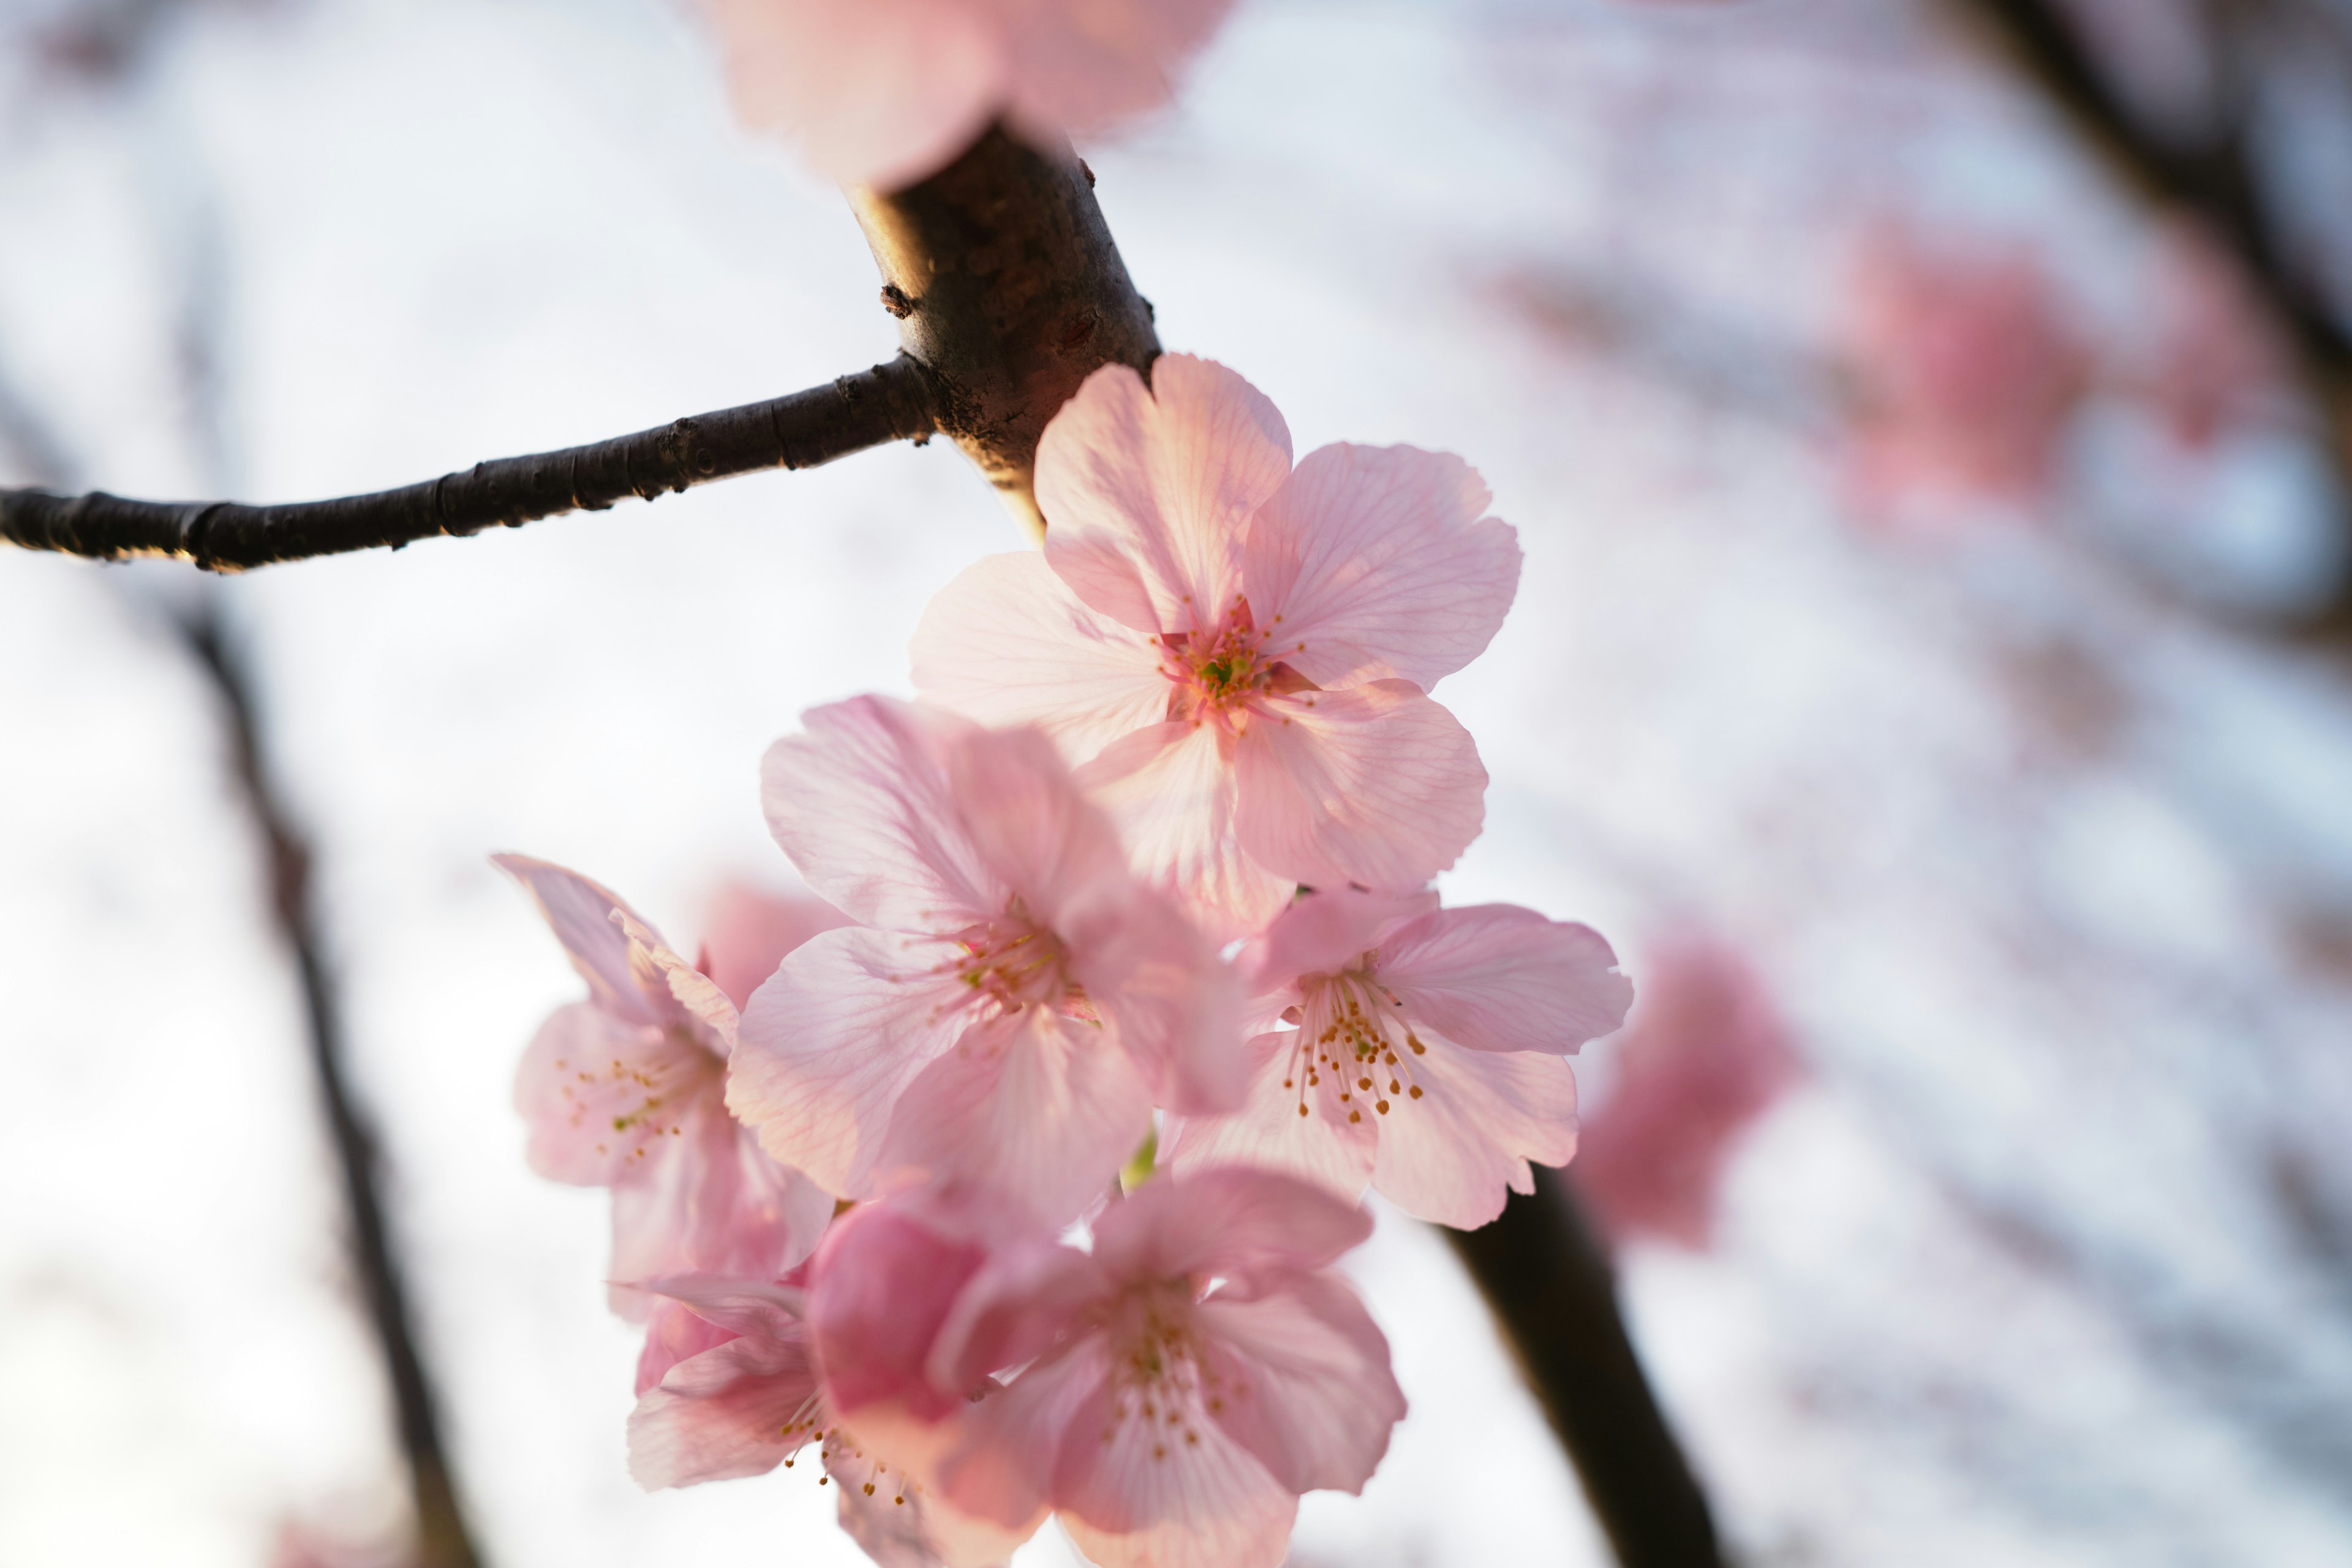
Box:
[179,603,487,1568]
[0,356,938,570]
[1444,1172,1724,1568]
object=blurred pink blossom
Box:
[696,879,853,1012]
[729,695,1243,1224]
[498,857,835,1317]
[698,0,1236,189]
[2144,226,2283,449]
[1570,937,1799,1249]
[1842,225,2092,513]
[914,355,1513,940]
[1164,888,1632,1228]
[815,1169,1404,1568]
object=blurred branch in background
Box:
[1948,0,2352,630]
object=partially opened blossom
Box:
[700,0,1235,190]
[913,355,1517,938]
[1571,936,1799,1249]
[730,696,1243,1224]
[815,1170,1404,1568]
[1165,888,1633,1228]
[499,856,834,1314]
[627,1271,1027,1568]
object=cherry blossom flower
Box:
[813,1169,1404,1568]
[1843,225,2090,515]
[499,856,834,1316]
[912,355,1517,939]
[696,878,853,1012]
[699,0,1236,190]
[729,696,1243,1224]
[1163,888,1632,1228]
[1571,935,1798,1249]
[628,1271,1027,1568]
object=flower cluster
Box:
[502,355,1633,1566]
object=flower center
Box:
[1158,595,1315,728]
[787,1415,914,1509]
[1286,963,1432,1125]
[550,1028,718,1163]
[1095,1283,1226,1461]
[944,905,1088,1019]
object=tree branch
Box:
[1445,1172,1725,1568]
[0,355,937,571]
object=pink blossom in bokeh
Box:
[2144,226,2283,450]
[729,696,1243,1224]
[698,0,1236,190]
[815,1169,1404,1568]
[914,355,1513,940]
[498,857,834,1317]
[1570,937,1800,1249]
[1165,888,1632,1228]
[1842,225,2092,514]
[696,879,853,1012]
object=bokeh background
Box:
[6,0,2352,1564]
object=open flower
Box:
[700,0,1235,190]
[1164,889,1633,1229]
[499,857,835,1315]
[729,696,1243,1225]
[913,355,1518,940]
[628,1272,1027,1568]
[812,1170,1404,1568]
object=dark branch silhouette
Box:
[1446,1173,1724,1568]
[183,603,487,1568]
[0,356,937,570]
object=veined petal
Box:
[928,1238,1115,1395]
[1079,720,1295,944]
[613,906,734,1055]
[1196,1270,1404,1495]
[1378,905,1634,1055]
[833,1453,1035,1568]
[810,1197,993,1428]
[513,1002,717,1188]
[761,696,999,933]
[1061,880,1245,1116]
[626,1333,821,1490]
[875,1009,1155,1226]
[1235,681,1484,895]
[911,550,1171,766]
[1370,1041,1579,1229]
[495,854,670,1027]
[1090,1168,1370,1285]
[680,1113,835,1280]
[1038,356,1292,635]
[1251,887,1439,993]
[936,1339,1110,1530]
[1050,1367,1298,1568]
[1243,443,1520,692]
[1162,1032,1376,1202]
[944,725,1131,933]
[729,926,974,1198]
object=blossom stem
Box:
[0,356,938,570]
[1445,1170,1724,1567]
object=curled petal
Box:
[1378,904,1633,1055]
[729,925,973,1198]
[810,1194,995,1427]
[929,1239,1115,1395]
[626,1333,821,1490]
[1250,887,1439,995]
[1196,1270,1404,1496]
[761,696,997,932]
[1370,1042,1580,1230]
[1235,680,1485,895]
[495,854,671,1027]
[910,549,1171,766]
[1038,356,1292,635]
[1162,1032,1377,1202]
[1079,720,1296,944]
[1243,443,1520,692]
[634,1294,741,1398]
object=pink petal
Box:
[1195,1270,1405,1495]
[626,1333,821,1489]
[875,1008,1155,1226]
[1377,905,1634,1055]
[1243,443,1520,692]
[1250,887,1439,993]
[729,925,974,1198]
[647,1273,808,1349]
[935,1339,1110,1530]
[1060,879,1246,1117]
[1370,1042,1580,1229]
[1161,1031,1377,1202]
[1091,1168,1371,1286]
[1078,720,1296,944]
[761,696,998,933]
[512,1001,719,1188]
[613,905,737,1053]
[604,1108,829,1315]
[634,1294,741,1398]
[1048,1364,1298,1568]
[910,549,1171,766]
[832,1458,1035,1568]
[1002,0,1237,141]
[494,854,670,1027]
[811,1197,995,1427]
[1235,680,1485,894]
[701,0,1006,190]
[1037,356,1292,636]
[927,1238,1115,1395]
[698,881,854,1014]
[943,724,1132,933]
